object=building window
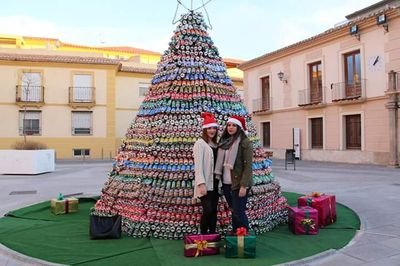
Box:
[19,111,41,135]
[73,149,90,157]
[139,83,150,97]
[344,50,361,98]
[310,117,323,149]
[345,114,361,150]
[20,72,42,102]
[260,76,270,111]
[308,61,322,103]
[262,122,271,148]
[72,111,92,135]
[71,74,94,102]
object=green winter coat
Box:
[230,136,253,190]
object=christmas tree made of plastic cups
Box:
[94,11,288,239]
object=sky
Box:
[0,0,379,60]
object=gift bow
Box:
[300,218,316,229]
[194,240,208,257]
[236,227,248,236]
[308,192,324,197]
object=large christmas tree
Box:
[94,11,288,239]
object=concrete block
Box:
[0,149,55,175]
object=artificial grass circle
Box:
[0,192,360,265]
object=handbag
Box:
[89,213,122,240]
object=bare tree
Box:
[20,71,41,144]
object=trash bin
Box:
[285,149,296,170]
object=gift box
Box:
[298,193,336,227]
[288,206,318,235]
[50,197,79,215]
[184,234,221,257]
[225,230,256,258]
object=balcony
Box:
[252,97,272,114]
[16,85,44,107]
[331,79,366,102]
[298,87,325,107]
[69,87,96,108]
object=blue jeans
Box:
[222,184,249,231]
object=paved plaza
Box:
[0,159,399,265]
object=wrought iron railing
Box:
[298,87,324,106]
[252,97,272,112]
[16,85,44,103]
[19,127,41,135]
[69,87,95,103]
[331,79,366,101]
[72,127,92,135]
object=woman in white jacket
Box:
[193,112,220,234]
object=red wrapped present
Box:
[288,206,318,235]
[184,234,221,257]
[298,193,336,227]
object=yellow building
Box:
[0,35,243,159]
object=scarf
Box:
[215,137,240,184]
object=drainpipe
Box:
[386,70,399,167]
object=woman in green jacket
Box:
[215,116,253,231]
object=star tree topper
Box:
[173,0,213,29]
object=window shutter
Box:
[22,72,41,101]
[262,122,271,148]
[311,118,323,149]
[72,112,91,128]
[261,76,270,110]
[346,115,361,149]
[73,75,93,101]
[19,111,41,135]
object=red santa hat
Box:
[201,112,218,129]
[227,115,247,131]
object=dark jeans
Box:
[199,190,219,234]
[222,184,249,231]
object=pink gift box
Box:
[288,206,319,235]
[298,194,336,227]
[183,234,221,257]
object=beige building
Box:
[0,37,243,159]
[240,0,400,166]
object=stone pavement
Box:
[0,159,399,265]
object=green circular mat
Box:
[0,192,360,265]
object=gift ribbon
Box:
[306,197,313,207]
[328,196,334,224]
[305,209,310,234]
[237,236,244,258]
[184,240,218,257]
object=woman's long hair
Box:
[201,127,218,144]
[219,124,245,149]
